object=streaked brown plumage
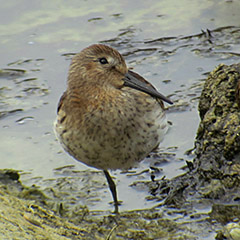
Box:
[54,44,172,213]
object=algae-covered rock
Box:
[196,63,240,168]
[154,64,240,234]
[193,64,240,204]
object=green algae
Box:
[197,64,240,161]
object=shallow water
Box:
[0,0,240,219]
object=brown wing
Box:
[57,91,67,113]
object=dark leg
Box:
[103,170,120,214]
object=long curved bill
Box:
[123,71,173,105]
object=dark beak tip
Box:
[167,99,174,105]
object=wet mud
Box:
[0,169,197,239]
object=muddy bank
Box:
[1,64,240,239]
[0,169,201,239]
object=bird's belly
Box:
[55,102,168,170]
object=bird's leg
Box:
[103,170,120,214]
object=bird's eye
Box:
[99,57,108,64]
